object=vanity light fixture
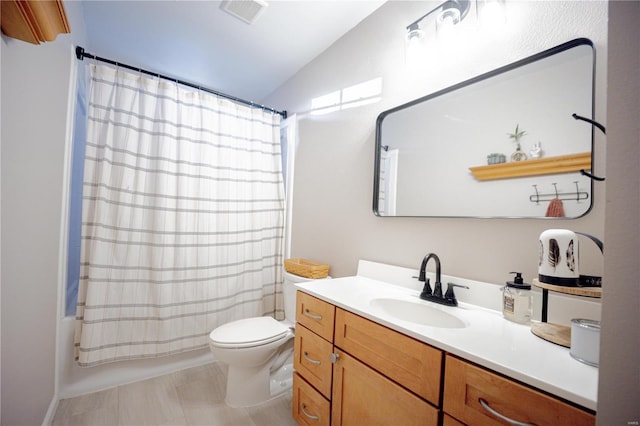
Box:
[405,0,471,42]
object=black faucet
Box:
[418,253,468,306]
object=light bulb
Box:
[436,7,461,39]
[406,24,425,43]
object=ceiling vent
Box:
[220,0,268,25]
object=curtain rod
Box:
[75,46,287,119]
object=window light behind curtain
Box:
[73,64,284,366]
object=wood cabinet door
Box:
[331,349,439,426]
[443,355,595,426]
[334,308,443,405]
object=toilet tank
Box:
[283,271,329,322]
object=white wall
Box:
[0,2,88,424]
[597,1,640,423]
[263,0,607,287]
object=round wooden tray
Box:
[531,322,571,348]
[532,279,602,298]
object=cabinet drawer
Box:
[332,349,439,426]
[296,291,335,342]
[293,372,330,426]
[294,324,334,398]
[444,355,595,426]
[334,308,443,405]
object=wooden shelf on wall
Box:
[1,0,70,45]
[469,152,591,181]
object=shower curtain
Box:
[74,64,284,366]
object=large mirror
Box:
[374,38,595,218]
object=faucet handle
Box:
[433,281,443,298]
[444,283,469,306]
[420,278,433,299]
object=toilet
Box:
[208,270,321,407]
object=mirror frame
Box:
[373,38,596,218]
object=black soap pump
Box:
[502,272,532,324]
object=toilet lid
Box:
[209,316,291,348]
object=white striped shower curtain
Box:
[74,64,284,366]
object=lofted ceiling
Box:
[80,0,386,103]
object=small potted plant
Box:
[487,153,506,165]
[508,124,528,161]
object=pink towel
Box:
[546,198,565,217]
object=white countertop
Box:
[295,274,598,411]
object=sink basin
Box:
[369,298,467,328]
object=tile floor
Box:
[52,362,298,426]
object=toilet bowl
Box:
[209,270,324,407]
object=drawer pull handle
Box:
[303,351,321,365]
[301,403,319,421]
[304,309,323,320]
[479,398,536,426]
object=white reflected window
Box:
[311,78,382,115]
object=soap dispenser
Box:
[502,272,532,324]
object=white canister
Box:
[570,319,600,367]
[538,229,580,286]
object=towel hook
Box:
[552,183,558,198]
[572,113,606,135]
[572,113,606,181]
[580,169,605,181]
[532,184,540,204]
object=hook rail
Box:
[530,183,589,204]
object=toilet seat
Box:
[209,316,292,349]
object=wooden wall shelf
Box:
[1,0,70,45]
[469,152,591,181]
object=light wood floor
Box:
[52,362,297,426]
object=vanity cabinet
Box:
[293,291,595,426]
[293,291,441,426]
[443,355,595,425]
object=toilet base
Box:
[224,361,293,407]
